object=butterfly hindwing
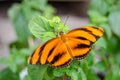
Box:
[66,37,91,60]
[66,26,104,60]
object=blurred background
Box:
[0,0,120,80]
[0,0,89,70]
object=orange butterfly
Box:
[28,26,104,67]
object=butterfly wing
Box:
[28,37,72,67]
[28,26,104,67]
[66,26,104,60]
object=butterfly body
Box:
[28,26,104,67]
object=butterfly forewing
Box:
[67,26,103,43]
[66,26,104,60]
[47,40,72,67]
[28,46,41,64]
[28,38,59,65]
[28,37,72,67]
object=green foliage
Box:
[0,48,33,80]
[28,65,48,80]
[88,0,120,80]
[29,16,55,41]
[109,11,120,38]
[0,48,33,73]
[8,0,54,46]
[29,16,69,42]
[8,3,30,44]
[0,68,19,80]
[0,0,55,80]
[88,10,108,25]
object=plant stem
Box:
[62,73,67,80]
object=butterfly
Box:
[28,26,104,67]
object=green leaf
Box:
[83,50,95,67]
[106,35,119,53]
[0,58,9,64]
[8,60,17,73]
[52,16,60,23]
[8,3,21,22]
[93,61,107,72]
[66,69,78,80]
[44,67,55,80]
[95,37,107,49]
[29,16,55,41]
[8,4,31,43]
[43,5,55,19]
[21,2,41,21]
[10,48,26,65]
[78,67,87,80]
[0,68,19,80]
[105,0,115,5]
[28,0,47,10]
[88,10,107,24]
[109,11,120,38]
[105,65,120,80]
[8,0,55,44]
[28,65,48,80]
[90,0,109,15]
[114,51,120,64]
[100,23,112,39]
[86,69,99,80]
[20,48,34,56]
[42,32,56,42]
[23,75,31,80]
[53,68,64,77]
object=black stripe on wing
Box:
[35,38,57,64]
[29,50,35,64]
[74,44,90,49]
[76,37,93,45]
[74,48,91,60]
[50,52,72,67]
[72,44,91,60]
[50,52,65,64]
[55,59,72,68]
[76,37,88,40]
[80,28,100,40]
[91,26,104,33]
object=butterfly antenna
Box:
[60,15,69,26]
[64,15,69,25]
[62,15,69,33]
